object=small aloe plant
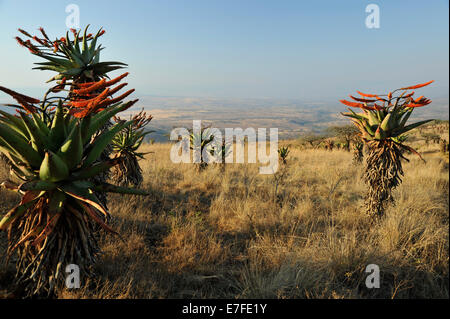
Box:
[111,109,153,187]
[278,146,290,164]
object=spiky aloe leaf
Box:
[83,120,132,168]
[0,110,29,139]
[39,151,69,182]
[19,180,57,192]
[0,198,39,230]
[0,125,42,168]
[58,124,83,170]
[379,113,393,132]
[391,119,434,137]
[58,183,109,218]
[19,112,52,154]
[70,157,122,180]
[49,100,67,147]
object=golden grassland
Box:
[0,126,448,299]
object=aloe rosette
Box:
[340,80,434,218]
[16,26,126,83]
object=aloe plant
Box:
[0,26,146,297]
[278,146,290,164]
[340,80,434,218]
[189,126,215,171]
[111,109,153,186]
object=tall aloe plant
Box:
[340,80,434,218]
[0,26,146,297]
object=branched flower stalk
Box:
[340,80,434,219]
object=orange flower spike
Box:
[69,107,89,118]
[406,103,427,108]
[406,98,432,108]
[53,42,59,53]
[0,86,40,104]
[69,99,90,108]
[356,91,379,98]
[403,91,415,98]
[339,99,365,108]
[108,83,128,96]
[387,92,392,100]
[18,28,32,38]
[375,96,387,102]
[105,72,129,87]
[76,81,96,88]
[93,87,110,101]
[123,99,139,111]
[400,80,434,90]
[348,95,376,103]
[73,79,107,95]
[38,27,50,40]
[15,37,26,47]
[414,96,424,103]
[97,89,135,108]
[70,88,110,108]
[32,36,44,46]
[16,97,37,114]
[106,89,134,103]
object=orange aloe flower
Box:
[107,83,128,96]
[400,80,434,90]
[73,79,107,95]
[348,95,377,103]
[76,72,129,90]
[97,89,135,108]
[406,97,432,108]
[356,91,380,98]
[70,88,110,108]
[0,86,40,104]
[339,99,364,108]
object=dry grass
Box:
[0,128,448,299]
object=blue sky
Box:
[0,0,448,101]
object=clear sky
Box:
[0,0,448,101]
